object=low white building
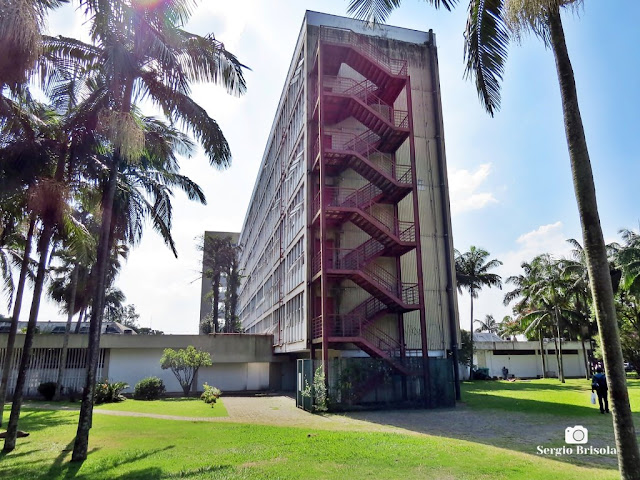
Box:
[0,333,290,397]
[473,332,592,379]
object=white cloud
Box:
[449,163,498,215]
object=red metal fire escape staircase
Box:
[312,130,413,204]
[313,27,408,105]
[312,27,423,381]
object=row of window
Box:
[244,292,305,345]
[239,50,305,273]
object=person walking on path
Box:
[592,366,609,414]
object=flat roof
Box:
[306,10,432,45]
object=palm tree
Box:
[1,100,82,444]
[348,0,640,474]
[199,234,236,333]
[36,0,247,459]
[223,249,242,333]
[474,314,499,334]
[504,257,552,377]
[0,215,35,427]
[46,209,98,401]
[454,246,502,378]
[618,230,640,294]
[496,315,519,339]
[0,0,68,90]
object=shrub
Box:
[200,383,222,407]
[301,366,328,413]
[134,377,166,400]
[37,381,57,401]
[94,380,129,404]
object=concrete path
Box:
[91,395,404,433]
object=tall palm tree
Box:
[454,246,502,377]
[0,215,35,427]
[46,209,97,401]
[348,1,640,473]
[474,314,499,334]
[37,0,246,460]
[223,249,241,333]
[199,234,235,333]
[0,100,81,441]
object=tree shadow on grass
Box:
[5,408,78,434]
[345,395,622,471]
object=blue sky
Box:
[9,0,639,334]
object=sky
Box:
[7,0,639,334]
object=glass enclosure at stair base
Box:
[325,357,455,410]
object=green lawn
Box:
[95,397,228,417]
[0,406,617,480]
[462,378,640,417]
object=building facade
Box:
[0,333,281,397]
[237,11,459,407]
[473,334,594,380]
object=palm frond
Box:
[347,0,457,24]
[464,0,509,116]
[140,72,231,167]
[176,32,248,96]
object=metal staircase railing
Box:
[324,186,415,243]
[319,26,408,76]
[326,184,382,210]
[321,76,409,129]
[323,76,403,123]
[329,247,417,305]
[317,130,413,185]
[346,294,388,323]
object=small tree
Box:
[160,346,212,397]
[459,330,475,372]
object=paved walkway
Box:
[91,395,404,433]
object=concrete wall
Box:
[0,333,284,395]
[474,340,592,379]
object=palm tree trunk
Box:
[74,307,85,334]
[0,216,35,427]
[72,156,119,462]
[554,309,565,383]
[469,294,474,380]
[54,262,78,401]
[581,336,589,379]
[548,8,640,477]
[212,272,221,333]
[3,222,52,451]
[538,329,546,379]
[552,334,561,380]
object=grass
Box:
[0,405,618,480]
[462,378,640,417]
[95,397,228,417]
[3,379,639,479]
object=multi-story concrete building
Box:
[237,11,460,407]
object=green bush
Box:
[301,366,328,413]
[37,381,57,401]
[200,383,222,407]
[94,379,129,404]
[134,377,166,400]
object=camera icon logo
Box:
[565,425,588,444]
